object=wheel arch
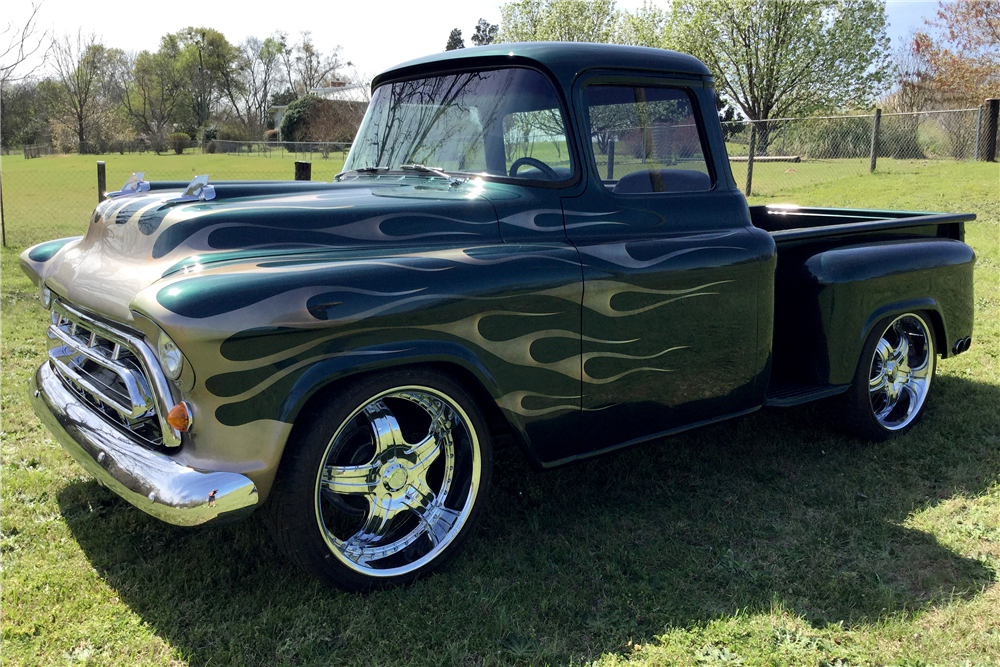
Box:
[267,344,529,499]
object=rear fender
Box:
[801,238,974,385]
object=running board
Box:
[765,381,850,407]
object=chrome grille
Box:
[47,301,180,448]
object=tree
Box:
[470,19,499,46]
[912,1,1000,106]
[219,35,284,135]
[500,0,619,43]
[119,37,187,139]
[278,31,345,96]
[671,0,892,151]
[1,79,49,149]
[47,32,127,150]
[1,1,49,89]
[446,29,465,51]
[615,1,669,48]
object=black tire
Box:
[264,368,493,591]
[843,312,936,441]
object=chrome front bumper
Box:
[31,362,258,526]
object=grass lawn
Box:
[0,158,998,666]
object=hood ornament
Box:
[106,172,150,198]
[166,175,216,204]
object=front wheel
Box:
[265,369,493,591]
[843,312,936,441]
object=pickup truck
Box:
[21,43,976,591]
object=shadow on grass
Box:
[59,374,998,666]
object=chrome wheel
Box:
[315,386,482,577]
[866,313,934,431]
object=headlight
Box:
[158,333,184,379]
[40,285,53,309]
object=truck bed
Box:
[749,204,973,243]
[750,205,977,406]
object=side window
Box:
[584,85,713,193]
[502,108,573,181]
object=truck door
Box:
[563,77,773,451]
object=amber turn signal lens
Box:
[166,402,193,432]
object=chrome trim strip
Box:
[31,362,258,526]
[52,300,182,447]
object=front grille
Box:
[47,301,174,447]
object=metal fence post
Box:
[606,138,615,180]
[781,120,786,155]
[97,161,107,203]
[869,108,881,173]
[982,99,999,162]
[295,161,312,181]
[1,170,6,248]
[745,123,756,197]
[974,105,984,160]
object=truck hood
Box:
[24,178,501,323]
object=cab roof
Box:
[372,42,712,90]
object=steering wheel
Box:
[509,157,560,180]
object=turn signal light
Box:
[166,402,193,432]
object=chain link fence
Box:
[2,106,998,248]
[725,107,997,196]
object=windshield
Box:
[343,68,574,182]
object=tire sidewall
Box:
[844,311,936,441]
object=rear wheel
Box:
[266,369,493,591]
[844,312,935,441]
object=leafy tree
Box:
[615,1,669,47]
[913,0,1000,106]
[446,29,465,51]
[119,37,187,139]
[500,0,619,43]
[1,79,49,148]
[671,0,892,152]
[470,19,499,46]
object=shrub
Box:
[264,129,278,142]
[168,132,191,155]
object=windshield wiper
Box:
[335,166,389,181]
[400,163,466,187]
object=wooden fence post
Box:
[869,108,881,173]
[295,161,312,181]
[97,161,107,203]
[981,99,999,162]
[1,170,6,248]
[745,124,756,197]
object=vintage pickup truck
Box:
[22,43,976,591]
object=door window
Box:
[584,85,712,193]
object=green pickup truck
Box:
[22,43,975,591]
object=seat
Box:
[611,168,711,194]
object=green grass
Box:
[1,158,998,666]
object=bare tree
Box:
[48,31,108,147]
[221,35,283,135]
[278,32,344,96]
[0,1,50,89]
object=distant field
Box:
[1,157,997,666]
[1,151,348,248]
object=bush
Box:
[168,132,191,155]
[264,129,278,142]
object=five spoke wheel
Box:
[845,312,935,440]
[265,370,492,590]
